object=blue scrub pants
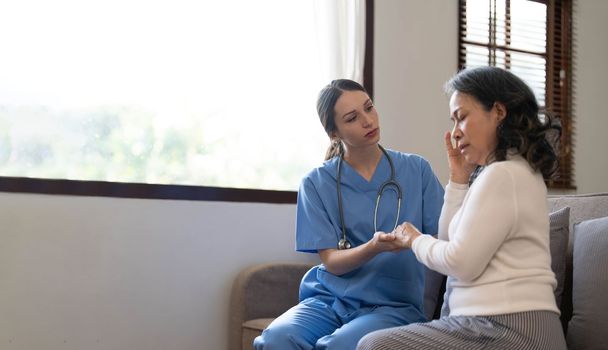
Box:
[253,297,424,350]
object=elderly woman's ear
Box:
[493,101,507,122]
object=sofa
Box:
[229,192,608,350]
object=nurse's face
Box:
[332,90,380,151]
[449,91,505,166]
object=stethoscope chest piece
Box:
[338,238,351,250]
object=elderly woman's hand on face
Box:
[444,131,477,184]
[392,222,423,249]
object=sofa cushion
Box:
[567,216,608,350]
[549,206,570,307]
[242,318,273,350]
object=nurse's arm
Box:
[318,232,402,276]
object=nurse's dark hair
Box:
[445,66,561,180]
[317,79,369,160]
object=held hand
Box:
[371,231,406,253]
[393,222,422,249]
[444,131,476,184]
[321,230,407,275]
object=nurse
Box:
[253,79,444,349]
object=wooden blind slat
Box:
[459,0,574,188]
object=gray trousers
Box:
[357,310,567,350]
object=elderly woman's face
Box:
[449,91,505,166]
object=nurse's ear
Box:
[331,138,342,149]
[330,131,342,143]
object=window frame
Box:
[457,0,574,189]
[0,0,375,204]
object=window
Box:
[0,0,374,202]
[458,0,573,188]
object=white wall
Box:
[0,192,317,350]
[374,0,458,185]
[1,1,607,350]
[572,0,608,194]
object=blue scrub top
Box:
[296,149,444,316]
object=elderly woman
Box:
[358,67,566,350]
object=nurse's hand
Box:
[319,232,409,275]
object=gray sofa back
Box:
[547,192,608,329]
[547,192,608,248]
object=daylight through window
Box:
[0,0,366,191]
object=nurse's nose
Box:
[361,112,373,127]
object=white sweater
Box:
[412,155,559,316]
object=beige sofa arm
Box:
[228,262,315,350]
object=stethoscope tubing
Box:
[336,144,403,249]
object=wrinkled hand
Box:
[392,222,422,249]
[444,131,476,184]
[371,231,407,253]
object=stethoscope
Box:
[336,145,402,250]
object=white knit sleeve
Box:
[438,181,468,241]
[412,165,517,282]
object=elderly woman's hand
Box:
[445,131,477,184]
[394,222,423,249]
